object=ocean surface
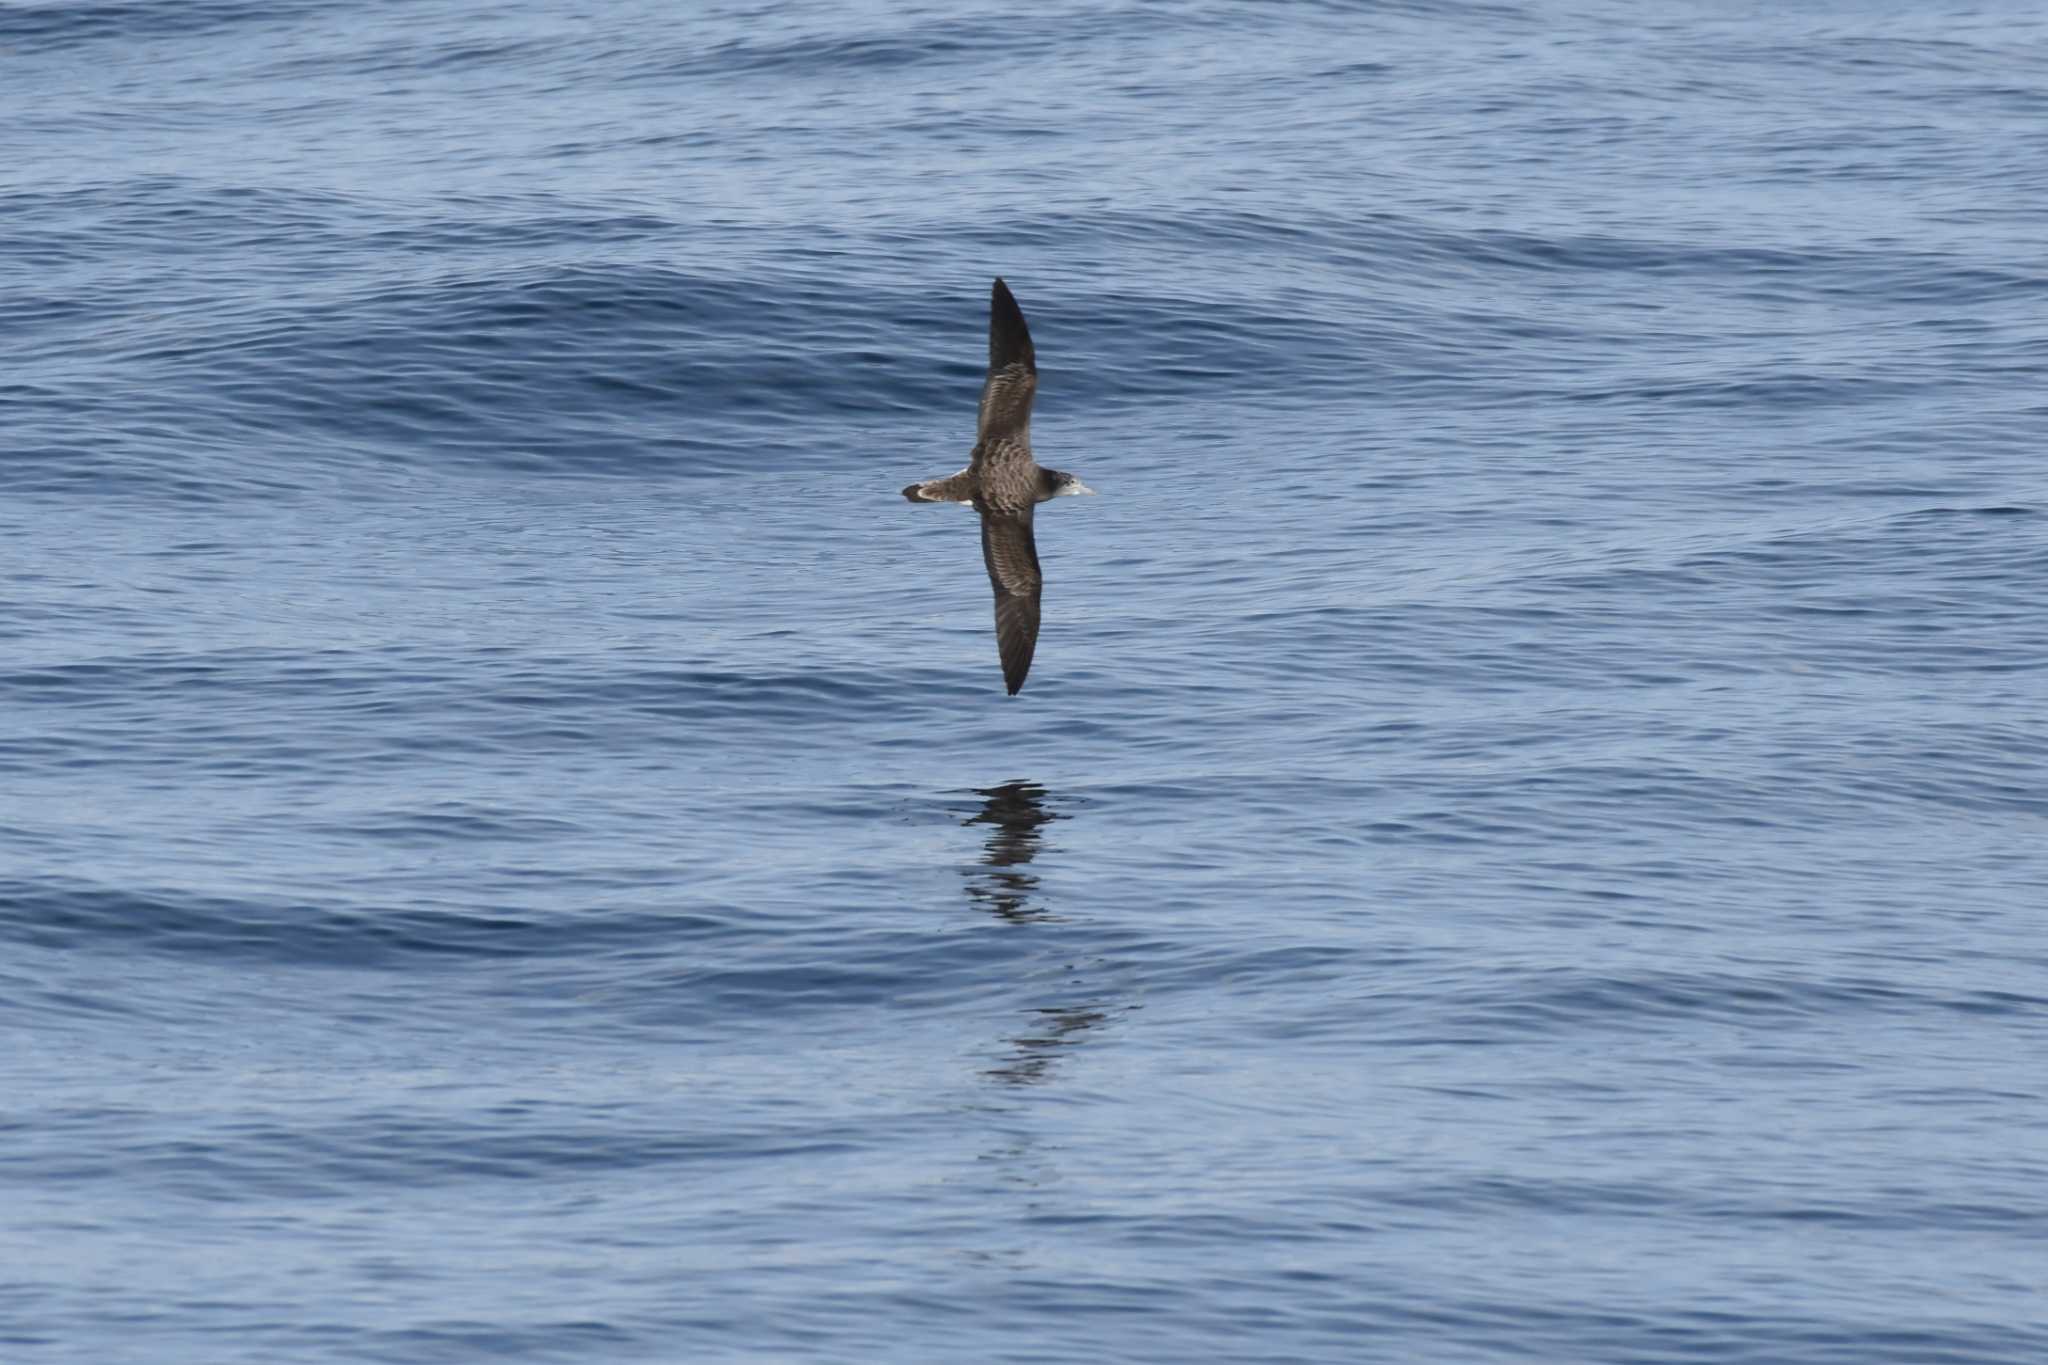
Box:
[4,0,2047,1360]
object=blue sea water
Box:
[4,0,2047,1359]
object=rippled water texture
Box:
[4,1,2046,1360]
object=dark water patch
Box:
[345,1321,640,1364]
[307,804,590,847]
[1257,965,2048,1047]
[0,0,324,53]
[633,3,1319,85]
[37,262,968,480]
[1680,30,2040,82]
[680,24,1039,80]
[1,645,986,746]
[1453,967,2048,1034]
[0,177,677,279]
[163,1110,868,1194]
[0,877,746,967]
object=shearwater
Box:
[902,278,1094,695]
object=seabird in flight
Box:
[902,278,1094,695]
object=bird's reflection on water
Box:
[962,780,1064,925]
[961,781,1115,1086]
[984,1004,1109,1086]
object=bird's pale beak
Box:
[1067,481,1097,496]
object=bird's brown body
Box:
[902,279,1094,694]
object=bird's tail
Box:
[903,471,976,504]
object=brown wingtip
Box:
[902,483,925,501]
[987,276,1035,376]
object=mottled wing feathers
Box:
[979,508,1043,695]
[976,277,1038,442]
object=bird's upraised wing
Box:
[976,277,1037,443]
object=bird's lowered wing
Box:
[978,507,1042,695]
